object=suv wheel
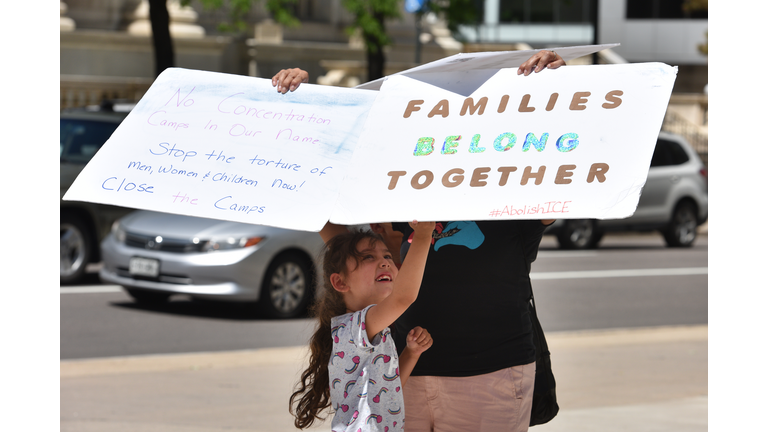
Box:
[663,201,698,247]
[557,219,603,250]
[258,253,313,319]
[60,215,92,284]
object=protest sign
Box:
[64,46,677,231]
[62,68,378,231]
[330,62,678,224]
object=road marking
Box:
[60,286,123,294]
[538,251,600,258]
[61,267,708,293]
[531,267,707,280]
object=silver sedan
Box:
[100,210,326,318]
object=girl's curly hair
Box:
[289,229,384,429]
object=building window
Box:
[499,0,592,24]
[626,0,708,19]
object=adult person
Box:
[274,50,563,432]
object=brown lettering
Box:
[497,166,518,186]
[470,167,491,187]
[403,100,424,118]
[587,163,610,183]
[442,169,465,187]
[518,94,535,112]
[602,91,623,109]
[555,164,577,184]
[569,92,591,110]
[521,166,546,185]
[497,95,510,113]
[461,97,488,116]
[428,100,450,118]
[546,93,559,111]
[411,170,434,189]
[386,171,407,190]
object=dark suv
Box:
[544,131,708,249]
[60,104,136,284]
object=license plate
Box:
[129,257,160,278]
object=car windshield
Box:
[60,118,119,164]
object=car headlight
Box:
[111,221,127,243]
[202,236,264,252]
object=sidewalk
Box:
[61,325,707,432]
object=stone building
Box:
[60,0,706,159]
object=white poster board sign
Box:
[330,63,678,224]
[64,47,677,231]
[63,68,378,231]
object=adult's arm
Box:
[520,51,563,225]
[319,221,349,244]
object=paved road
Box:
[61,232,707,359]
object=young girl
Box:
[290,221,435,431]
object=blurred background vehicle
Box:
[60,102,136,284]
[99,210,326,319]
[544,131,708,249]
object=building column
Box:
[60,2,75,32]
[127,0,205,38]
[484,0,499,25]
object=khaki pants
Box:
[403,362,536,432]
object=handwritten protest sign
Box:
[64,49,677,231]
[63,68,378,231]
[330,63,677,224]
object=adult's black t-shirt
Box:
[391,220,547,377]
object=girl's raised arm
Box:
[364,221,435,339]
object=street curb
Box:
[61,325,707,378]
[60,346,310,378]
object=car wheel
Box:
[556,219,603,250]
[258,253,313,319]
[663,201,698,247]
[124,288,171,305]
[60,215,92,284]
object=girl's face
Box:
[336,238,398,312]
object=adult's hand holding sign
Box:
[63,68,378,231]
[330,62,678,225]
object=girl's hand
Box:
[406,326,433,355]
[409,220,436,237]
[271,68,309,94]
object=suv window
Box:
[60,118,120,164]
[650,138,690,167]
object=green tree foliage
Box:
[682,0,707,13]
[427,0,481,35]
[682,0,707,56]
[339,0,481,80]
[175,0,480,81]
[185,0,299,31]
[343,0,401,81]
